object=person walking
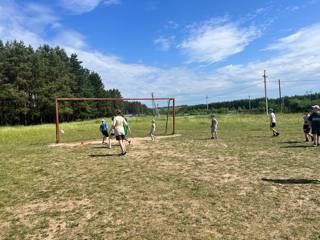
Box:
[110,110,128,156]
[269,108,280,136]
[308,105,320,147]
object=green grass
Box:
[1,114,320,239]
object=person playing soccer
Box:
[303,110,313,142]
[210,115,218,139]
[100,119,111,148]
[269,108,279,136]
[149,119,156,141]
[110,110,128,156]
[308,105,320,147]
[124,117,132,144]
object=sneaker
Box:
[276,132,280,136]
[120,152,127,156]
[313,144,317,147]
[108,145,112,149]
[305,139,309,142]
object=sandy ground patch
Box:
[48,134,181,148]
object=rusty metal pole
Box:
[55,98,60,144]
[172,98,176,134]
[165,99,171,134]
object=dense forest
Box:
[176,93,320,115]
[0,41,148,125]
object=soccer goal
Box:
[54,97,176,143]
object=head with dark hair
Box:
[115,109,122,116]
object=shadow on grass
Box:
[194,138,216,141]
[280,141,301,144]
[89,154,120,157]
[262,178,320,184]
[280,145,314,148]
[92,144,120,148]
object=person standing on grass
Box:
[110,110,128,156]
[303,110,313,142]
[211,115,218,139]
[149,119,156,141]
[308,105,320,147]
[100,119,111,148]
[123,117,132,144]
[269,108,280,136]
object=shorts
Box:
[270,122,276,128]
[116,134,125,141]
[311,128,320,135]
[211,127,217,133]
[303,125,310,134]
[102,130,109,137]
[149,130,155,136]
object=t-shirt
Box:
[211,118,218,128]
[303,114,310,125]
[308,112,320,129]
[150,123,156,134]
[269,113,276,123]
[112,116,128,136]
[100,122,108,132]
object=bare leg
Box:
[271,128,279,136]
[119,140,126,154]
[313,134,317,146]
[214,131,218,139]
[107,137,111,148]
[308,133,314,141]
[102,136,106,144]
[150,134,155,141]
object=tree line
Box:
[176,93,320,115]
[0,41,148,125]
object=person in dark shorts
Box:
[269,108,279,136]
[111,110,128,156]
[100,119,111,148]
[210,115,218,139]
[308,105,320,147]
[303,111,313,142]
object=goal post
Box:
[54,97,176,143]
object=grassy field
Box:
[0,114,320,239]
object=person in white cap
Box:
[269,108,279,136]
[149,119,156,141]
[308,105,320,146]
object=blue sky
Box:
[0,0,320,106]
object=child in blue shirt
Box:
[100,119,111,148]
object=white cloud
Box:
[58,0,104,14]
[53,31,87,49]
[0,1,55,47]
[154,36,174,51]
[178,19,261,64]
[1,0,320,105]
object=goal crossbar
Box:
[54,97,176,143]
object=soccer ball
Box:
[60,129,65,134]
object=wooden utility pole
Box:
[206,95,208,112]
[263,70,268,115]
[278,79,282,112]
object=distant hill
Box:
[165,93,320,115]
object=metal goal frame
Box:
[54,97,176,143]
